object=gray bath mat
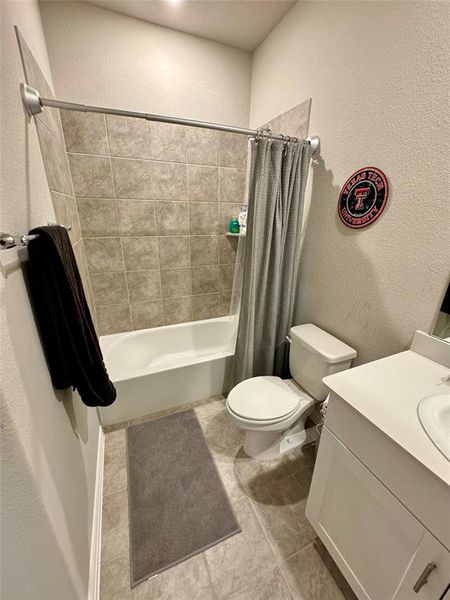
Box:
[126,409,240,588]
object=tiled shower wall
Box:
[61,112,248,335]
[16,29,95,317]
[18,29,309,339]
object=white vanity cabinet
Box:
[306,426,450,600]
[305,344,450,600]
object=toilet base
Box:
[243,418,310,462]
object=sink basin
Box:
[418,393,450,460]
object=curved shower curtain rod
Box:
[21,83,320,158]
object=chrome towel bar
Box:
[0,223,71,250]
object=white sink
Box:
[417,393,450,460]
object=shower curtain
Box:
[227,137,311,390]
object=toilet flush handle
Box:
[285,335,292,344]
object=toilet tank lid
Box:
[290,324,357,364]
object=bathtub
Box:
[98,316,234,426]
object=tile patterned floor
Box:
[100,397,357,600]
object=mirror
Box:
[431,280,450,340]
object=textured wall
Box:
[39,0,252,127]
[61,110,247,334]
[250,1,450,365]
[0,4,100,598]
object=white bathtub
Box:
[98,316,234,426]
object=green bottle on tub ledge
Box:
[229,217,240,234]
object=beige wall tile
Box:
[50,191,69,227]
[107,115,149,158]
[186,128,219,166]
[188,165,218,202]
[150,122,186,163]
[192,293,219,320]
[160,268,191,298]
[91,272,128,305]
[163,296,192,325]
[219,168,246,204]
[219,264,235,291]
[192,265,219,294]
[189,203,218,235]
[190,235,218,266]
[117,200,156,236]
[84,238,124,272]
[61,110,108,155]
[220,132,248,168]
[77,198,119,237]
[40,106,249,333]
[218,235,238,264]
[97,303,132,335]
[72,240,89,281]
[219,203,242,234]
[121,236,159,270]
[131,300,164,330]
[65,195,82,244]
[151,161,187,200]
[37,120,73,195]
[156,202,189,236]
[158,236,190,268]
[69,153,114,198]
[126,270,161,302]
[111,158,151,199]
[16,30,64,143]
[219,292,232,316]
[83,276,96,326]
[263,99,311,140]
[50,191,81,244]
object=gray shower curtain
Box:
[227,137,311,390]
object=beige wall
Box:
[0,2,100,597]
[39,0,252,127]
[251,1,450,365]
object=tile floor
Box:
[100,397,357,600]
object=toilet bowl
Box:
[226,324,357,461]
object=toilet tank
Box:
[289,324,357,401]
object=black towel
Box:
[27,225,116,407]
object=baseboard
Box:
[88,426,105,600]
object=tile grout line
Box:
[106,115,134,332]
[66,150,246,171]
[147,120,166,328]
[201,553,219,600]
[184,129,194,323]
[222,562,295,600]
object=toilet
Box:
[226,324,357,461]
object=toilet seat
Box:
[227,376,302,422]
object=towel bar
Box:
[0,223,71,250]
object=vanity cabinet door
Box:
[306,426,425,600]
[393,532,450,599]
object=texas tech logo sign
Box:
[338,167,389,229]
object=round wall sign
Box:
[338,167,389,229]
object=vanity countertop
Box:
[323,350,450,486]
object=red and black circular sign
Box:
[338,167,389,229]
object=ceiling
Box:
[83,0,296,51]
